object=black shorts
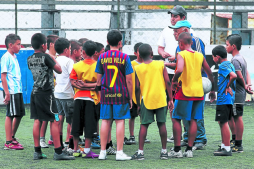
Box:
[95,103,100,122]
[71,99,97,138]
[5,93,25,117]
[215,104,233,122]
[30,93,56,122]
[233,104,244,117]
[130,101,138,118]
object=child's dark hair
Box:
[54,38,70,54]
[31,33,46,50]
[226,34,242,51]
[95,42,104,52]
[70,40,82,55]
[47,35,59,50]
[78,38,89,45]
[212,45,227,59]
[139,43,152,59]
[134,42,143,53]
[83,40,97,57]
[178,32,192,44]
[107,30,122,47]
[5,34,21,49]
[105,45,110,52]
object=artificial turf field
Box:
[0,103,254,168]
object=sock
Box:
[235,140,242,147]
[221,143,225,148]
[34,146,42,153]
[6,140,12,144]
[84,148,91,154]
[174,146,181,152]
[186,146,192,152]
[100,150,106,154]
[54,146,63,155]
[69,136,74,149]
[232,134,236,140]
[138,149,143,154]
[224,146,230,152]
[50,135,53,141]
[117,150,123,154]
[60,135,64,149]
[161,149,167,153]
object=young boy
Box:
[96,30,133,161]
[131,44,174,160]
[1,34,25,150]
[225,34,253,153]
[40,34,59,148]
[168,32,215,158]
[70,40,82,63]
[54,38,74,150]
[70,40,99,158]
[28,33,75,160]
[212,45,237,156]
[93,42,105,61]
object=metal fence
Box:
[0,0,254,49]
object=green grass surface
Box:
[0,104,254,168]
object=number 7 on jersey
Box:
[107,65,118,87]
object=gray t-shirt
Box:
[231,54,247,103]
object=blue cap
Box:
[168,20,192,29]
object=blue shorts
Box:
[100,103,131,120]
[172,100,203,121]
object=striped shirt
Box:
[95,50,133,105]
[1,51,22,94]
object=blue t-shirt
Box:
[216,61,236,105]
[95,50,133,105]
[176,35,207,77]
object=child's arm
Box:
[172,54,184,91]
[164,62,176,69]
[202,58,216,103]
[126,74,133,109]
[163,67,174,112]
[135,72,141,115]
[235,71,253,94]
[225,72,237,96]
[70,79,95,90]
[246,70,253,92]
[1,73,10,105]
[96,73,102,96]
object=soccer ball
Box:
[202,77,212,94]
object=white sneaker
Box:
[183,150,193,158]
[63,142,69,148]
[167,135,174,143]
[40,139,49,148]
[116,152,131,161]
[98,151,107,160]
[168,150,183,158]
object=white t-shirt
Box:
[54,56,74,99]
[157,27,194,74]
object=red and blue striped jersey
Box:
[95,50,133,104]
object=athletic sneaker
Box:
[33,152,47,160]
[4,143,24,150]
[98,151,107,160]
[116,151,131,161]
[183,150,193,158]
[48,139,54,146]
[230,140,235,147]
[53,152,75,160]
[124,137,131,145]
[82,150,99,158]
[167,135,174,143]
[144,138,151,143]
[40,138,49,148]
[213,148,232,156]
[107,146,116,155]
[125,136,136,145]
[181,141,188,147]
[193,142,206,150]
[232,145,243,153]
[131,152,144,160]
[12,138,23,147]
[168,150,183,158]
[93,136,101,145]
[79,145,84,152]
[160,151,169,160]
[91,141,100,149]
[63,142,69,148]
[73,150,82,157]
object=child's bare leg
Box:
[129,117,135,136]
[5,116,13,141]
[228,117,236,136]
[85,138,92,148]
[40,121,48,137]
[219,122,230,146]
[12,117,22,137]
[138,124,148,150]
[73,136,79,151]
[59,115,64,133]
[172,118,182,146]
[234,116,244,140]
[50,120,61,148]
[115,119,125,151]
[157,122,167,149]
[100,119,111,150]
[33,119,42,147]
[65,123,71,142]
[107,122,112,143]
[188,119,197,147]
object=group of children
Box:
[1,29,252,161]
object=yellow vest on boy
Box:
[178,50,204,97]
[131,60,141,104]
[135,61,166,109]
